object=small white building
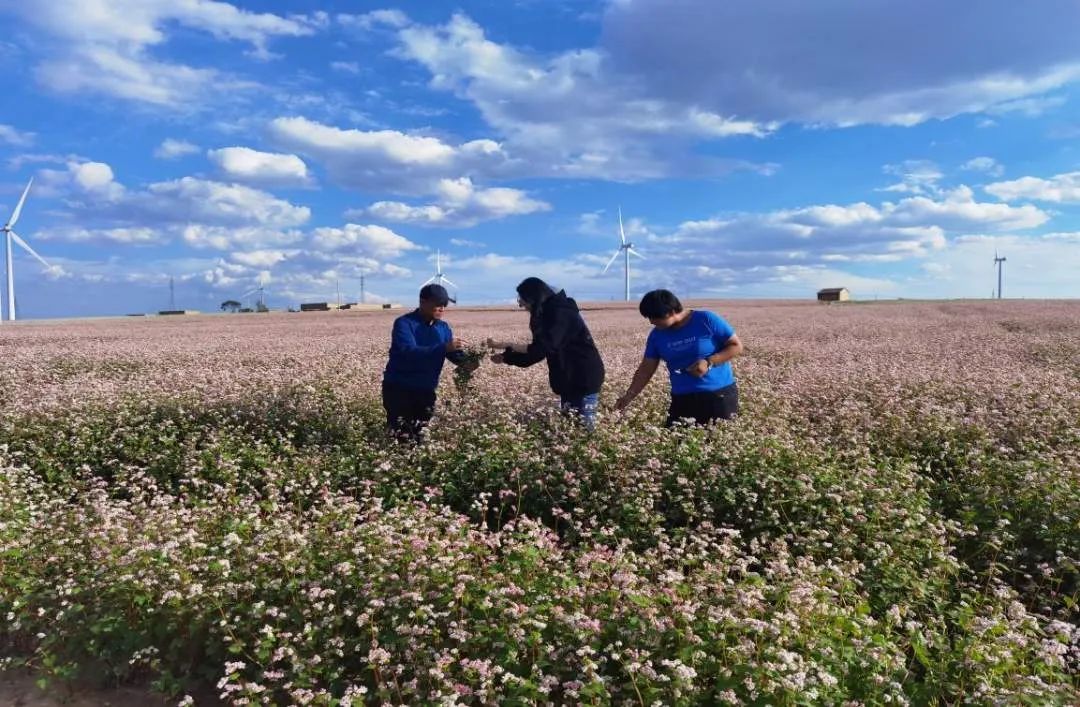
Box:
[816,287,850,302]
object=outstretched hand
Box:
[445,337,465,353]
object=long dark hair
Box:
[516,277,557,333]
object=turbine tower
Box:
[601,207,644,301]
[422,249,457,302]
[2,178,54,322]
[993,251,1006,299]
[240,285,266,311]
[240,272,272,311]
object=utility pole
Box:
[994,253,1007,299]
[360,272,366,304]
[335,277,341,307]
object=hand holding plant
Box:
[453,348,484,392]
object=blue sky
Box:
[1,0,1078,318]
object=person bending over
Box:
[616,289,743,426]
[488,277,605,429]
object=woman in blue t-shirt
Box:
[615,289,743,426]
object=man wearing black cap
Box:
[382,284,475,441]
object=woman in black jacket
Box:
[488,277,605,428]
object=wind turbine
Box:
[422,249,457,302]
[240,272,272,311]
[240,285,266,311]
[601,207,644,301]
[993,251,1006,300]
[2,178,54,322]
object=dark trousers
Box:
[382,383,437,441]
[666,383,739,427]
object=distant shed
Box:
[300,302,331,312]
[348,303,403,311]
[817,287,850,302]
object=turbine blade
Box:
[10,231,52,270]
[618,207,626,245]
[629,248,645,260]
[6,178,33,229]
[601,249,621,274]
[240,288,259,299]
[422,276,437,286]
[441,276,457,289]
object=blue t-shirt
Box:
[382,310,461,391]
[644,310,736,395]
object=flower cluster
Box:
[452,348,485,394]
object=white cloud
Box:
[71,161,116,192]
[181,225,305,251]
[58,176,312,233]
[36,46,238,107]
[601,0,1080,127]
[35,226,165,245]
[199,258,252,289]
[577,211,606,237]
[879,161,944,195]
[361,202,444,223]
[886,186,1048,231]
[32,160,127,201]
[901,233,1080,298]
[272,117,454,165]
[361,177,550,227]
[19,0,316,52]
[984,94,1068,117]
[330,61,360,74]
[985,171,1080,203]
[450,238,485,247]
[154,139,200,159]
[228,249,295,268]
[1042,231,1080,243]
[142,178,310,228]
[651,188,1046,275]
[389,13,774,180]
[371,7,1080,180]
[269,116,513,193]
[6,153,71,172]
[10,0,318,106]
[337,10,411,32]
[310,224,422,259]
[0,124,34,147]
[961,157,1005,177]
[208,147,311,186]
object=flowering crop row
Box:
[1,301,1078,704]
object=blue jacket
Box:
[382,309,464,391]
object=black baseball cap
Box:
[419,284,450,306]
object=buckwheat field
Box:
[1,300,1078,705]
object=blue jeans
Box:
[560,392,599,430]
